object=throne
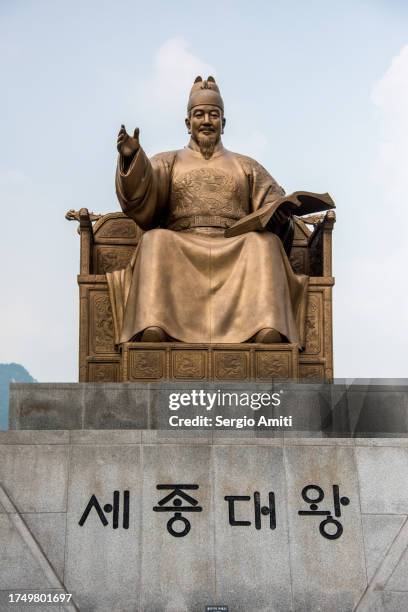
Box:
[69,209,335,382]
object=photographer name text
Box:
[168,390,292,429]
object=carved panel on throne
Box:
[304,291,323,357]
[214,351,249,380]
[172,350,208,380]
[93,214,142,244]
[88,360,120,382]
[129,350,166,380]
[92,213,140,274]
[89,290,115,355]
[94,246,135,274]
[299,363,325,382]
[121,344,299,382]
[255,351,290,380]
[299,281,334,382]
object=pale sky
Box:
[0,0,407,381]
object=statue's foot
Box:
[141,326,168,342]
[253,328,282,343]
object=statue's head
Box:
[185,76,226,159]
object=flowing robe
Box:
[108,141,308,345]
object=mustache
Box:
[197,132,217,141]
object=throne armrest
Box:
[66,207,102,274]
[308,210,336,277]
[78,208,95,275]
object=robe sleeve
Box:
[244,156,294,254]
[115,148,175,230]
[246,158,285,212]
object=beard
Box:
[197,132,218,160]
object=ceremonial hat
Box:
[187,76,224,112]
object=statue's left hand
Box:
[274,208,292,225]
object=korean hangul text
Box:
[78,490,130,529]
[153,484,203,537]
[224,491,276,530]
[298,484,350,539]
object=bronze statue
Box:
[109,76,315,346]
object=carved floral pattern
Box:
[92,294,114,353]
[305,295,321,355]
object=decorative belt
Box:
[168,216,238,231]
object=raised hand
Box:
[117,124,140,157]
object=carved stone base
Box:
[121,343,299,382]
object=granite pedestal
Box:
[1,383,408,611]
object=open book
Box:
[224,191,335,237]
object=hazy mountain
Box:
[0,363,36,430]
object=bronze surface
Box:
[112,76,316,349]
[70,76,336,382]
[73,212,334,382]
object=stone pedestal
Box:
[1,383,408,611]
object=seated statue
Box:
[107,76,309,346]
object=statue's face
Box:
[185,104,225,144]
